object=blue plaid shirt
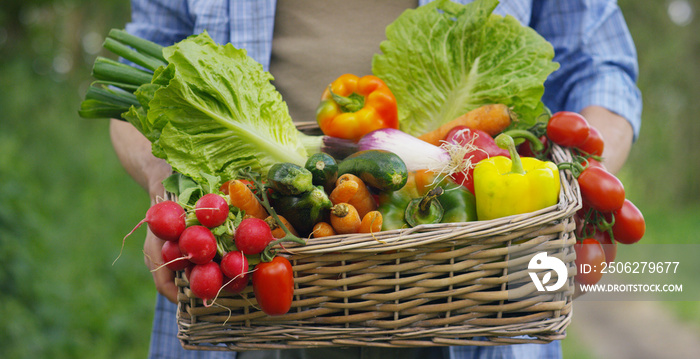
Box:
[128,1,641,358]
[126,0,641,139]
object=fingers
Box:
[144,230,179,303]
[152,262,178,303]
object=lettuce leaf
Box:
[133,32,309,183]
[372,0,559,136]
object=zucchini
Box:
[271,186,332,236]
[338,150,408,192]
[304,152,338,192]
[267,162,314,196]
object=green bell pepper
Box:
[377,172,477,230]
[439,181,478,223]
[405,187,444,227]
[377,181,417,231]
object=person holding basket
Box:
[109,0,641,358]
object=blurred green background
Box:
[1,1,698,358]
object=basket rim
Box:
[269,141,581,254]
[173,121,579,350]
[165,133,581,254]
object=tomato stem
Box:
[502,129,545,152]
[556,161,586,177]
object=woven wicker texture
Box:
[175,123,580,351]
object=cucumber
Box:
[304,152,338,192]
[271,186,332,236]
[267,162,314,196]
[338,150,408,192]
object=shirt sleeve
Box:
[532,0,642,140]
[124,0,194,47]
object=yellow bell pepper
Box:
[473,134,560,221]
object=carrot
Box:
[329,178,359,204]
[336,174,377,218]
[330,203,361,234]
[228,179,267,219]
[413,170,438,196]
[359,211,383,234]
[311,221,336,238]
[265,215,299,239]
[418,104,513,146]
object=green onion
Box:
[107,29,166,63]
[78,99,131,119]
[103,37,167,72]
[83,85,140,107]
[80,29,167,119]
[91,57,153,87]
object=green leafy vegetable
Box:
[80,30,353,184]
[372,0,559,136]
[162,172,222,207]
[141,33,309,183]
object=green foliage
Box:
[0,2,155,358]
[0,58,154,358]
[372,0,558,136]
[618,0,700,210]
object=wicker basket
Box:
[175,122,580,351]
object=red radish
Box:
[223,275,249,294]
[115,200,186,265]
[220,251,249,293]
[220,250,249,278]
[178,225,217,264]
[161,240,191,271]
[195,193,229,228]
[234,217,275,255]
[127,200,186,241]
[189,261,223,303]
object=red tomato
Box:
[577,166,625,212]
[612,199,645,244]
[574,238,606,285]
[576,126,605,157]
[219,180,232,195]
[518,135,549,158]
[546,111,591,148]
[252,256,294,316]
[583,157,605,169]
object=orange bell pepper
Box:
[315,74,399,141]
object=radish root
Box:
[113,218,147,265]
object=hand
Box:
[141,145,178,304]
[579,105,634,174]
[110,119,178,303]
[144,228,179,303]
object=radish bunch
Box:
[122,170,297,315]
[124,194,234,304]
[129,191,283,306]
[141,196,227,304]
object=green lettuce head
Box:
[372,0,559,136]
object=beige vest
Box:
[269,0,417,123]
